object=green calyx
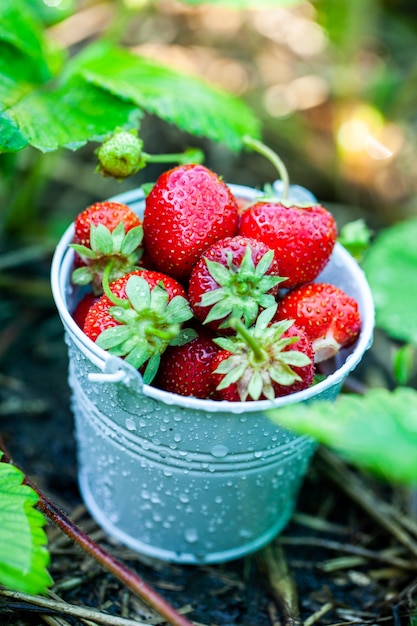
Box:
[96,275,196,384]
[213,305,311,401]
[70,221,144,293]
[200,245,286,328]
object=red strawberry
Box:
[211,306,314,402]
[188,236,285,332]
[143,164,239,282]
[238,201,337,288]
[72,292,99,328]
[71,201,144,294]
[153,326,221,398]
[83,269,194,383]
[73,201,141,247]
[274,282,361,363]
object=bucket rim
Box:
[51,183,375,415]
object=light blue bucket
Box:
[51,183,374,564]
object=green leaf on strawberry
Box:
[95,275,195,384]
[212,305,314,402]
[189,237,285,333]
[200,246,285,328]
[71,221,144,291]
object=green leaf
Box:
[69,244,97,260]
[267,387,417,485]
[71,266,93,285]
[362,218,417,343]
[338,219,372,261]
[0,2,55,87]
[6,76,142,153]
[0,113,28,152]
[165,295,194,324]
[90,223,114,255]
[96,325,132,350]
[392,344,415,386]
[169,327,198,347]
[142,353,161,384]
[121,226,143,255]
[248,372,264,401]
[68,42,260,151]
[0,454,52,594]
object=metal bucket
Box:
[51,183,375,564]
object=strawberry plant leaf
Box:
[362,218,417,344]
[1,7,259,153]
[0,1,56,87]
[67,41,260,151]
[0,453,52,594]
[0,114,28,152]
[6,76,142,153]
[267,387,417,485]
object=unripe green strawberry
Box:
[96,130,147,179]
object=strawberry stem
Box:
[145,325,177,341]
[243,136,290,200]
[102,261,129,307]
[142,148,204,166]
[228,317,266,363]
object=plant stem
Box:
[102,262,127,306]
[243,135,290,200]
[143,149,204,165]
[228,317,266,362]
[0,447,194,626]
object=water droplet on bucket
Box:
[184,528,198,543]
[210,444,229,458]
[125,417,136,431]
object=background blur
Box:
[3,0,417,244]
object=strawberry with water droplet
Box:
[143,164,239,282]
[83,267,195,383]
[238,200,337,289]
[154,326,221,398]
[274,282,361,363]
[211,305,314,402]
[188,236,285,332]
[71,201,144,294]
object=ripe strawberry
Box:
[71,201,144,294]
[153,326,221,398]
[238,200,337,288]
[274,282,361,363]
[83,269,194,384]
[188,236,285,332]
[143,164,239,282]
[211,305,314,402]
[72,292,99,328]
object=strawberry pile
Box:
[69,162,362,402]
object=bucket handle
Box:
[87,355,144,394]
